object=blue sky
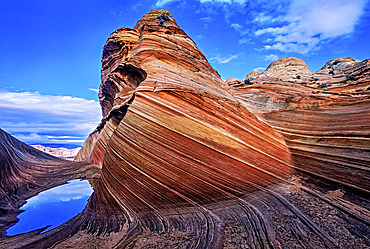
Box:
[0,0,369,147]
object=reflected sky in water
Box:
[7,179,93,236]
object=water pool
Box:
[6,179,93,236]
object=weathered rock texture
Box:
[1,10,369,249]
[229,57,370,193]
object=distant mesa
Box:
[1,10,369,249]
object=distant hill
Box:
[31,143,81,149]
[31,145,80,161]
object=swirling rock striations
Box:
[74,8,292,237]
[1,10,369,249]
[229,57,370,193]
[70,11,367,248]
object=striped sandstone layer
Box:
[229,57,370,193]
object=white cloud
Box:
[88,88,99,93]
[0,90,101,146]
[253,67,266,72]
[0,90,100,116]
[199,0,247,3]
[264,54,279,61]
[196,34,204,40]
[155,0,179,7]
[239,38,251,45]
[14,133,86,144]
[231,23,242,29]
[254,13,273,23]
[231,23,249,35]
[210,54,238,64]
[255,0,367,54]
[200,16,212,22]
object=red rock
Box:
[230,58,370,192]
[76,9,292,217]
[225,77,243,87]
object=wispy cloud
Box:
[239,38,251,45]
[155,0,179,7]
[88,88,99,93]
[255,0,367,54]
[210,54,238,64]
[264,54,278,62]
[231,23,248,35]
[200,16,212,22]
[196,34,204,40]
[0,90,101,146]
[199,0,247,4]
[253,67,266,72]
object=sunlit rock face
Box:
[78,8,292,222]
[230,57,370,192]
[264,57,311,77]
[59,11,370,249]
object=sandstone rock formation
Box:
[1,10,369,249]
[264,57,311,77]
[229,57,370,194]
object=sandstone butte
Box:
[0,10,369,249]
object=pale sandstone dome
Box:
[263,57,311,76]
[321,57,357,70]
[245,71,262,80]
[225,77,243,87]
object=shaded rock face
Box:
[1,10,370,249]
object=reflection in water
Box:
[6,179,93,236]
